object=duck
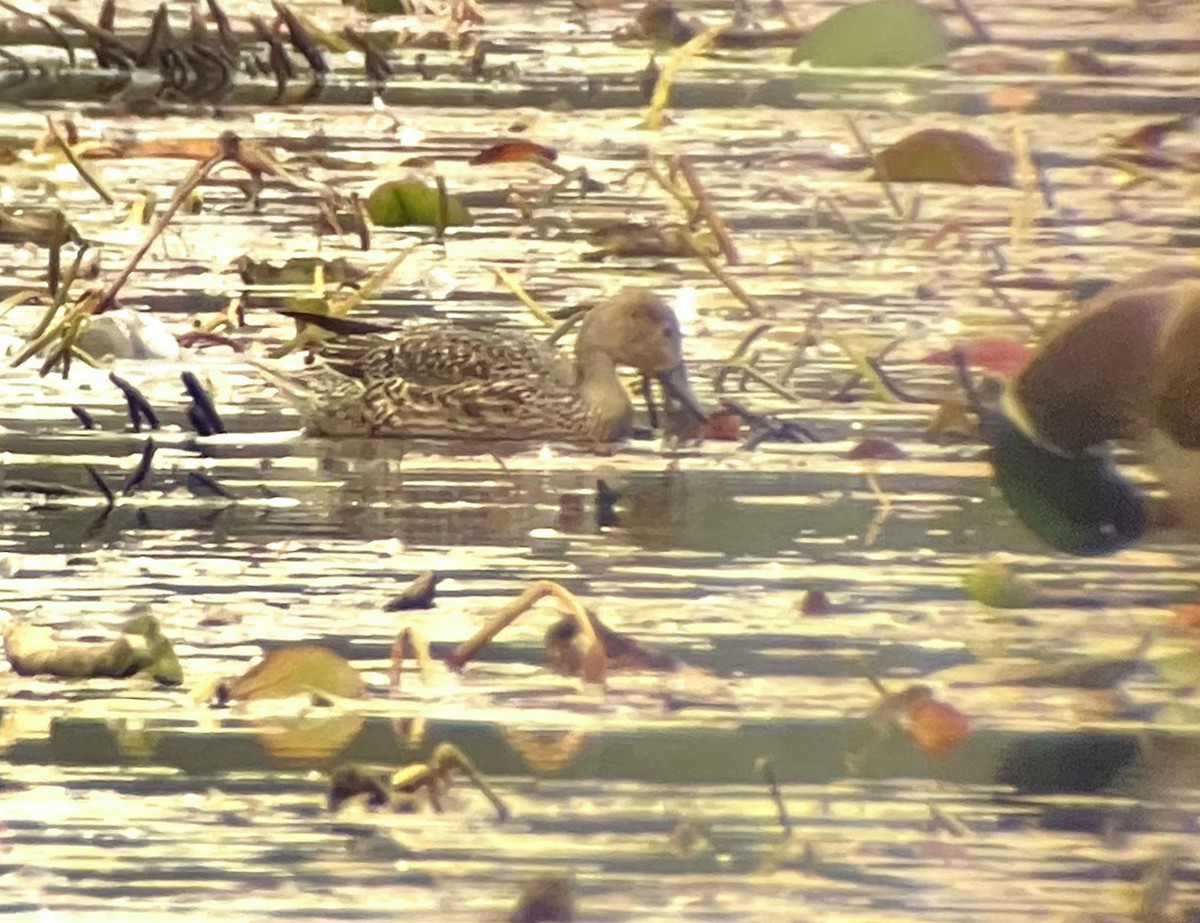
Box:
[998,268,1200,541]
[253,287,707,443]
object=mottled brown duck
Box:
[256,287,706,443]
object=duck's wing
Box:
[321,325,567,387]
[363,374,582,439]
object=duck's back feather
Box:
[321,325,570,387]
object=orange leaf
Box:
[696,411,742,441]
[1171,604,1200,632]
[469,140,558,166]
[905,698,970,755]
[922,337,1033,378]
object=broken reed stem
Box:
[675,155,740,265]
[2,0,75,65]
[642,24,725,130]
[1008,115,1037,252]
[432,746,511,821]
[45,117,115,204]
[755,757,793,836]
[715,360,802,402]
[389,626,434,693]
[493,266,556,327]
[95,137,234,314]
[445,581,605,685]
[841,113,903,218]
[684,232,765,317]
[643,159,762,315]
[948,0,992,43]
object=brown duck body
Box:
[1010,270,1200,531]
[259,288,702,443]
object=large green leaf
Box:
[366,180,473,228]
[790,0,948,68]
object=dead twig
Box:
[389,626,434,692]
[842,113,903,218]
[45,117,115,205]
[444,581,606,687]
[3,0,76,66]
[493,267,556,327]
[675,155,739,265]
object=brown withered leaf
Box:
[873,128,1013,186]
[469,140,558,165]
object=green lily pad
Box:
[790,0,948,68]
[962,561,1035,609]
[365,180,473,228]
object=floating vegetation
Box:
[2,0,1200,919]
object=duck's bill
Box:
[657,363,708,422]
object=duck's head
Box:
[576,288,707,422]
[1008,272,1200,538]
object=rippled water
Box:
[2,0,1199,919]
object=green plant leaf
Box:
[1156,647,1200,690]
[365,180,473,228]
[962,561,1035,609]
[223,645,365,702]
[790,0,948,68]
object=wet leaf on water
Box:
[925,399,975,438]
[934,642,1149,689]
[844,437,907,460]
[1154,647,1200,690]
[962,560,1036,609]
[365,179,473,228]
[903,693,969,755]
[510,875,576,923]
[923,337,1032,377]
[331,743,508,818]
[665,818,714,857]
[1053,47,1126,77]
[790,0,947,68]
[383,572,440,611]
[1114,116,1194,152]
[798,589,834,615]
[584,222,712,261]
[344,0,410,12]
[4,615,181,685]
[694,410,742,440]
[873,129,1013,186]
[220,644,364,703]
[0,206,80,248]
[256,714,365,761]
[237,255,365,288]
[469,140,558,165]
[1169,604,1200,633]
